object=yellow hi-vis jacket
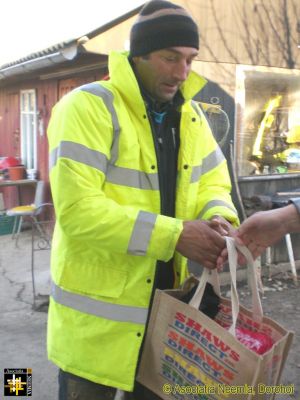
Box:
[47,51,238,391]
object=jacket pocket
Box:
[56,260,127,299]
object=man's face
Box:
[133,47,198,103]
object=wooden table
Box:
[0,179,37,206]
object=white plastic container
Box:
[26,169,38,180]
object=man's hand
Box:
[210,215,235,236]
[209,215,243,269]
[176,220,226,270]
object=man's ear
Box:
[132,55,150,65]
[131,56,141,65]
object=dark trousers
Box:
[58,370,161,400]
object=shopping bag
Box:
[137,237,294,400]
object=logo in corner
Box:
[4,368,32,397]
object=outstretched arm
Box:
[236,203,300,258]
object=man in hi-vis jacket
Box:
[47,1,239,399]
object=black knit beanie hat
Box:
[129,0,199,57]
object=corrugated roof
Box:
[0,39,76,70]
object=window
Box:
[235,66,300,176]
[20,90,37,169]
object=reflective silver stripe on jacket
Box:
[128,211,157,255]
[49,141,108,172]
[190,164,202,184]
[197,199,237,219]
[79,83,120,164]
[51,282,148,325]
[190,147,225,183]
[106,164,159,190]
[201,147,225,175]
[50,141,159,190]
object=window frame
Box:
[235,65,300,177]
[20,89,38,170]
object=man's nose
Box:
[173,61,190,81]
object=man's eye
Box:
[163,56,177,62]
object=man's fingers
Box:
[220,247,228,258]
[210,219,230,236]
[203,260,218,270]
[176,219,227,272]
[216,256,224,272]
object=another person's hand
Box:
[235,206,299,258]
[176,220,226,270]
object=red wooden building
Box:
[0,6,141,209]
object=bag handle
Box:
[189,236,263,336]
[233,238,263,324]
[188,268,221,309]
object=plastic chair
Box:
[6,180,53,246]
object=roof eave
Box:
[0,43,81,80]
